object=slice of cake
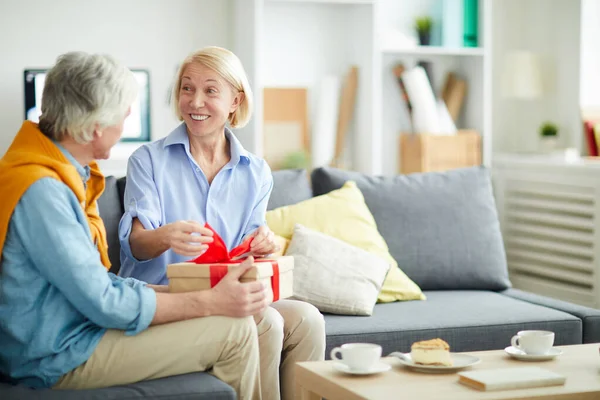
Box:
[410,338,453,366]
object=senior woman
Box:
[118,46,325,400]
[0,52,265,399]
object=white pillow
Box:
[286,224,391,316]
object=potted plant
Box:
[415,16,433,46]
[539,121,558,152]
[281,150,310,170]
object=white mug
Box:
[330,343,381,371]
[511,330,554,355]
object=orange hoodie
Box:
[0,121,110,269]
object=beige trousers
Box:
[256,300,326,400]
[53,316,261,400]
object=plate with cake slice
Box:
[389,338,481,373]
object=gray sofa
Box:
[2,166,600,399]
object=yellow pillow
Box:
[266,181,425,302]
[272,235,290,257]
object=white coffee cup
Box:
[330,343,382,371]
[511,330,555,355]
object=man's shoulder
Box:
[21,177,78,205]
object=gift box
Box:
[166,223,294,301]
[167,256,294,301]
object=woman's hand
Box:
[248,225,279,257]
[209,256,271,317]
[147,284,169,292]
[159,220,214,257]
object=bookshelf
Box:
[379,0,491,175]
[232,0,492,176]
[382,46,485,57]
[267,0,375,4]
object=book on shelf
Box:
[442,0,478,48]
[584,120,598,157]
[463,0,478,47]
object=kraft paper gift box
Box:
[166,223,294,301]
[167,256,294,301]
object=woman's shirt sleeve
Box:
[118,151,163,262]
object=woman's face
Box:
[178,63,242,138]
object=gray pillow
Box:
[268,169,312,210]
[311,166,511,291]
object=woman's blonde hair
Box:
[172,46,253,128]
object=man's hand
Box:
[209,256,271,317]
[159,220,214,257]
[248,225,279,258]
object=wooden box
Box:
[166,256,294,302]
[400,130,482,174]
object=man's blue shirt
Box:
[0,144,156,388]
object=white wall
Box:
[492,0,581,155]
[0,0,231,169]
[232,0,263,156]
[580,0,600,108]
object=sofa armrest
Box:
[501,288,600,343]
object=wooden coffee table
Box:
[295,344,600,400]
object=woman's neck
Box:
[188,129,229,163]
[188,128,231,183]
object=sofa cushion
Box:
[311,166,511,291]
[286,224,390,315]
[266,181,425,302]
[501,288,600,344]
[0,372,235,400]
[323,290,581,356]
[267,169,312,210]
[98,176,123,275]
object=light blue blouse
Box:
[118,123,273,285]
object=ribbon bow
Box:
[190,223,252,264]
[189,223,280,301]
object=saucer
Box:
[504,346,563,361]
[332,361,391,375]
[388,352,481,374]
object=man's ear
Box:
[92,125,103,139]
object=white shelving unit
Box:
[232,0,491,176]
[379,0,491,175]
[382,46,485,57]
[267,0,375,4]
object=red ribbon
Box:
[271,263,280,301]
[209,265,229,288]
[191,223,280,301]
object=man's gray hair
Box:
[39,52,138,143]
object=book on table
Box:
[458,367,566,391]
